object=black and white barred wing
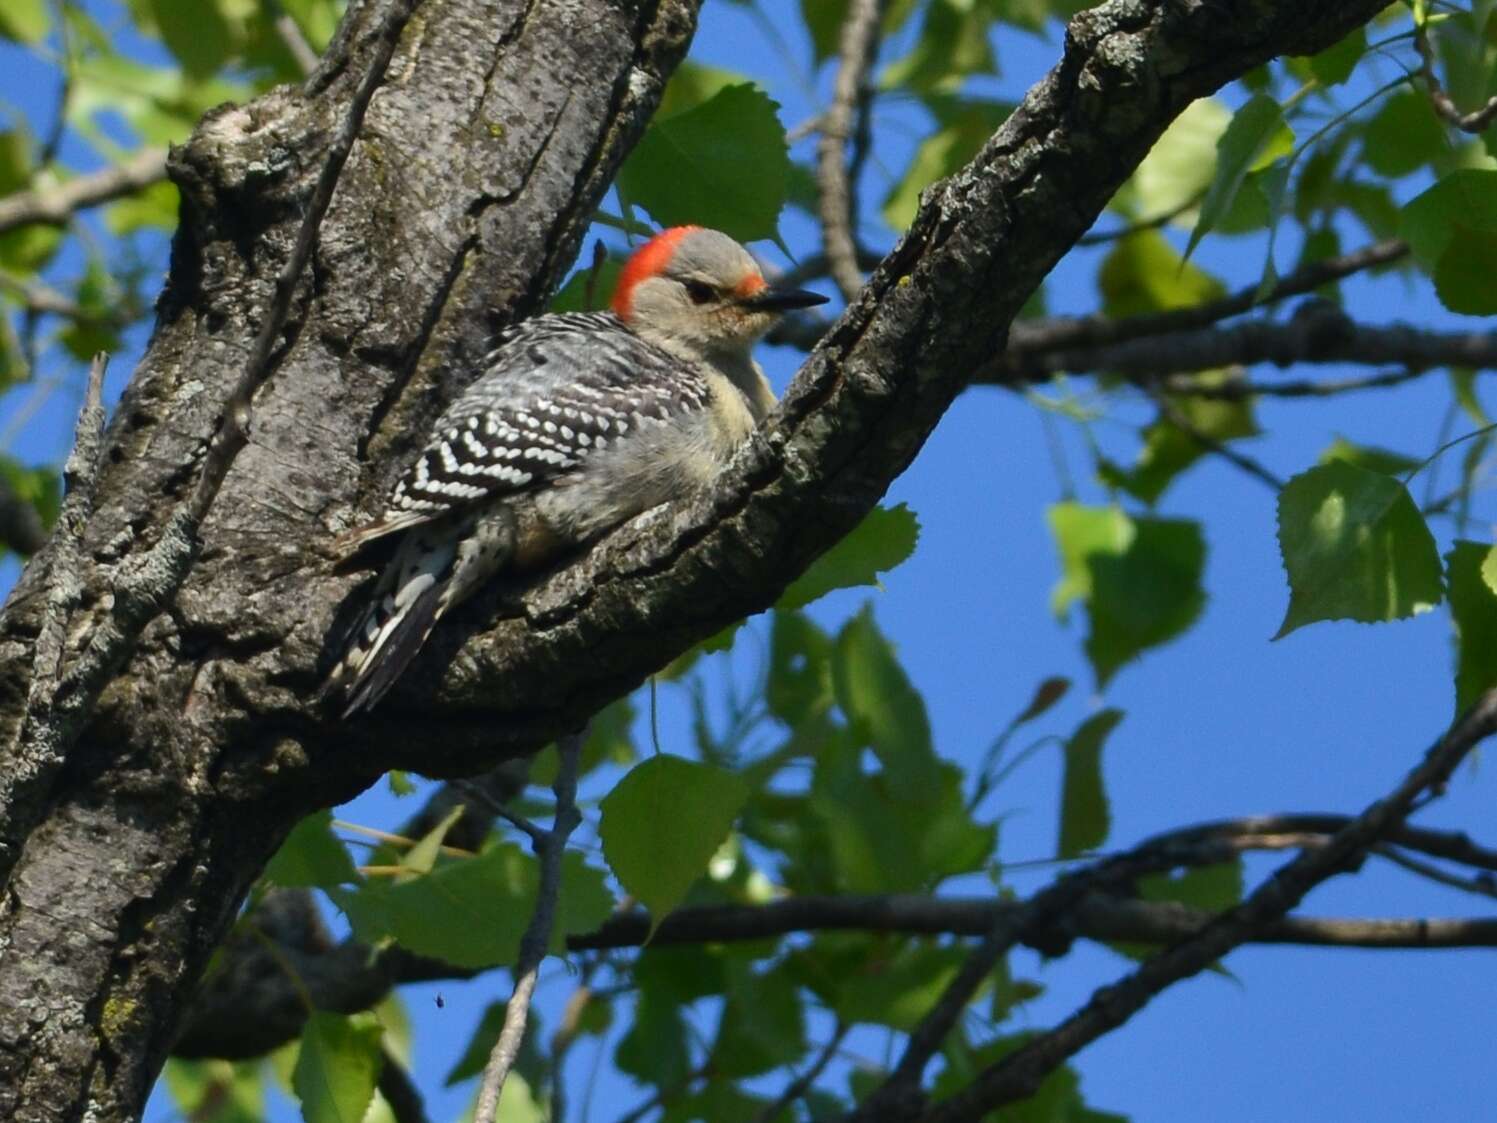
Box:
[337,313,708,551]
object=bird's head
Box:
[611,226,827,359]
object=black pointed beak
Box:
[742,283,830,313]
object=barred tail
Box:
[321,533,457,717]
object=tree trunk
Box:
[0,0,1387,1117]
[0,1,698,1116]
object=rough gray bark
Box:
[0,0,1389,1118]
[0,0,698,1117]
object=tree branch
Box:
[995,301,1497,383]
[1415,25,1497,133]
[473,731,583,1123]
[920,688,1497,1122]
[816,0,883,301]
[0,146,167,235]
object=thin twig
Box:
[274,8,322,76]
[1148,387,1286,491]
[0,147,167,235]
[454,779,546,846]
[1159,366,1430,400]
[816,0,882,301]
[1077,193,1203,246]
[920,688,1497,1122]
[1373,844,1497,901]
[754,1022,850,1123]
[1415,25,1497,133]
[473,731,585,1123]
[983,239,1410,378]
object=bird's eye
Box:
[684,280,716,305]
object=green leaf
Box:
[0,0,47,42]
[1098,229,1225,318]
[657,61,749,119]
[402,805,463,878]
[164,1059,264,1123]
[444,1002,547,1088]
[1434,225,1497,315]
[808,741,993,893]
[1400,171,1497,306]
[1186,95,1294,260]
[599,755,749,926]
[1100,386,1258,505]
[1057,709,1123,858]
[618,84,789,242]
[1304,27,1366,87]
[616,992,691,1087]
[766,610,834,726]
[1447,542,1497,716]
[779,504,920,609]
[1319,436,1420,477]
[1114,97,1230,225]
[333,844,612,968]
[881,98,1011,229]
[149,0,234,79]
[106,178,181,235]
[711,964,806,1076]
[263,811,360,888]
[815,940,972,1030]
[0,457,60,538]
[880,0,996,92]
[1364,91,1448,178]
[292,1012,383,1123]
[1274,462,1443,638]
[831,606,938,795]
[1048,504,1207,685]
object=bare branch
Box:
[989,239,1410,376]
[1415,25,1497,133]
[0,147,167,236]
[816,0,883,301]
[920,688,1497,1123]
[997,303,1497,383]
[274,9,322,76]
[473,731,584,1123]
[377,1049,432,1123]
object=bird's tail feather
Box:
[321,534,456,716]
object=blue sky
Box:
[3,2,1495,1121]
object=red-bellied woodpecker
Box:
[323,226,828,715]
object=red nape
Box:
[611,226,700,318]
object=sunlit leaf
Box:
[1048,504,1207,685]
[1115,98,1230,225]
[1319,436,1420,477]
[164,1058,263,1123]
[780,504,920,609]
[832,606,938,796]
[1303,27,1366,87]
[1274,462,1443,638]
[1099,230,1225,317]
[618,84,788,242]
[1186,95,1294,260]
[0,0,47,42]
[292,1013,383,1123]
[1100,385,1259,505]
[599,755,749,927]
[264,810,360,888]
[1447,542,1497,716]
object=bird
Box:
[322,225,828,715]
